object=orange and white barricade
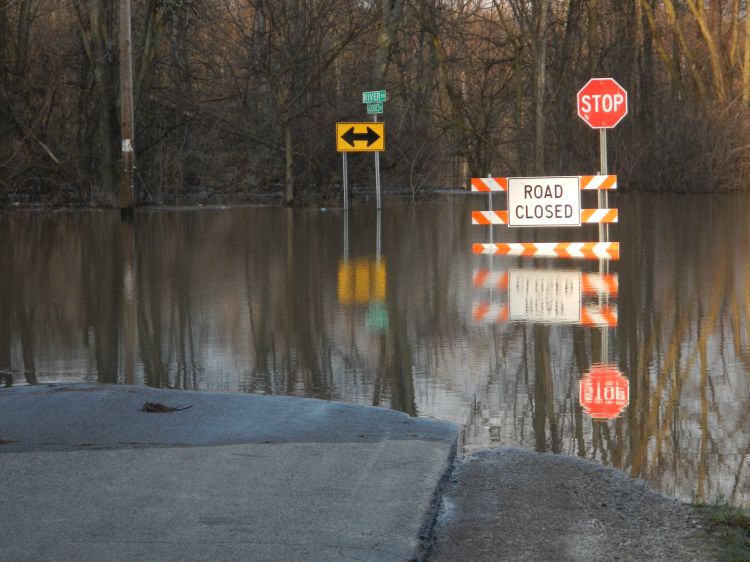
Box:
[472,209,618,225]
[473,242,619,261]
[471,175,617,192]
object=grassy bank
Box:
[696,503,750,561]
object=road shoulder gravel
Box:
[426,447,722,562]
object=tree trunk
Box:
[662,0,709,102]
[88,0,120,205]
[639,0,687,99]
[554,0,583,170]
[728,0,741,77]
[135,0,161,107]
[375,0,403,82]
[431,33,478,179]
[14,0,31,78]
[685,0,726,101]
[613,0,637,92]
[0,0,7,82]
[532,0,547,175]
[743,1,750,105]
[640,0,655,124]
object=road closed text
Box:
[507,177,581,227]
[516,184,574,221]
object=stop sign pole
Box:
[577,78,628,245]
[577,78,627,365]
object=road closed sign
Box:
[507,177,581,227]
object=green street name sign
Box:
[362,90,387,104]
[366,102,384,115]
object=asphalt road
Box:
[0,384,459,561]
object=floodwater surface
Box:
[1,194,749,508]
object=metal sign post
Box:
[118,0,136,215]
[599,129,608,244]
[599,129,609,364]
[363,90,386,209]
[487,174,493,245]
[342,152,349,210]
[374,113,381,210]
[576,77,628,366]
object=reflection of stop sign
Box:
[579,365,629,419]
[577,78,628,129]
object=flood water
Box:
[1,193,749,508]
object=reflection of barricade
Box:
[471,269,618,327]
[337,259,387,305]
[472,301,617,327]
[473,269,618,296]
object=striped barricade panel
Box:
[580,175,617,190]
[471,175,617,192]
[472,209,618,225]
[472,242,620,260]
[471,177,508,192]
[472,210,509,224]
[579,209,618,223]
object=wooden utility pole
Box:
[119,0,135,214]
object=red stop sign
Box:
[579,364,629,419]
[577,78,628,129]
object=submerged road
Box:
[0,384,722,561]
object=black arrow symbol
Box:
[341,126,380,147]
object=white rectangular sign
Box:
[509,269,582,324]
[507,176,581,227]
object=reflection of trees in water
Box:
[0,216,13,379]
[80,214,122,384]
[619,196,747,505]
[1,214,125,385]
[0,203,453,416]
[241,207,420,412]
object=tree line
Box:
[1,0,749,208]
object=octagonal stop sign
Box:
[577,78,628,129]
[579,364,629,420]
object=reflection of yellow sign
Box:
[338,259,386,304]
[336,122,385,152]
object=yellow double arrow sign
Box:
[336,122,385,152]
